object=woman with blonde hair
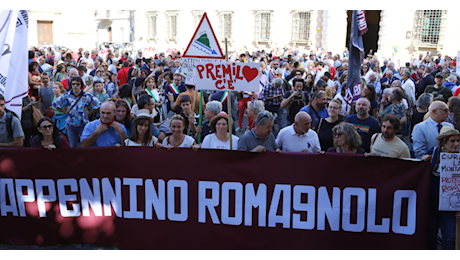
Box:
[162,114,196,148]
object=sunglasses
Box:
[334,132,343,137]
[40,125,54,130]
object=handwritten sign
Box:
[194,62,260,92]
[439,152,460,211]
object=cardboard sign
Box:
[194,62,260,92]
[439,152,460,211]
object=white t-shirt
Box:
[81,57,94,68]
[275,125,321,153]
[124,137,157,147]
[162,135,195,148]
[201,133,239,150]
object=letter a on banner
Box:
[182,13,225,60]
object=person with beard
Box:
[370,114,410,158]
[299,90,329,131]
[344,97,381,152]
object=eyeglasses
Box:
[71,83,81,86]
[295,73,302,76]
[328,106,340,110]
[436,108,449,113]
[40,125,54,130]
[275,73,281,76]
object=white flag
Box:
[0,10,29,120]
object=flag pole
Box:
[225,38,233,150]
[197,89,203,144]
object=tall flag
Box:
[0,10,29,119]
[344,10,368,106]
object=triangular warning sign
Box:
[182,13,225,59]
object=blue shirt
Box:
[80,120,128,147]
[299,105,329,129]
[52,90,101,127]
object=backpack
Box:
[4,108,19,140]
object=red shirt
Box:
[61,78,71,90]
[117,67,130,86]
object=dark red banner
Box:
[0,148,430,249]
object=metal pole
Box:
[225,38,232,150]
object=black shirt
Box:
[283,90,309,123]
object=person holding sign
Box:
[421,126,459,250]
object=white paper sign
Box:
[194,62,260,92]
[439,152,460,211]
[182,57,224,81]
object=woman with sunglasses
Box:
[31,117,70,149]
[52,77,101,147]
[327,121,365,154]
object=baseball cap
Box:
[435,72,446,79]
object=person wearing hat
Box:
[199,112,239,150]
[421,125,459,250]
[424,72,452,103]
[124,109,161,147]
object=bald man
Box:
[344,97,381,152]
[275,111,321,152]
[412,100,453,158]
[81,101,128,147]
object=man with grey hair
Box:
[388,62,401,80]
[338,62,348,77]
[237,110,278,152]
[446,75,459,94]
[196,101,222,143]
[62,68,78,90]
[401,70,416,108]
[369,72,382,95]
[81,101,128,147]
[260,77,284,135]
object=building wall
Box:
[29,10,97,51]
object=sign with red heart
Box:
[194,62,260,92]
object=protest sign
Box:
[181,13,225,82]
[439,152,460,211]
[0,147,430,249]
[194,62,260,92]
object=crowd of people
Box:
[0,45,459,249]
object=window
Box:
[193,11,204,28]
[255,11,274,42]
[166,11,178,40]
[292,11,312,43]
[219,11,233,41]
[147,11,158,39]
[412,10,447,46]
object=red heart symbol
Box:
[242,66,258,82]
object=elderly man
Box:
[412,100,453,158]
[401,70,416,108]
[173,59,182,74]
[81,50,94,70]
[260,78,284,135]
[345,97,381,152]
[81,101,128,147]
[237,110,277,152]
[196,101,222,143]
[61,68,77,90]
[380,69,397,89]
[89,60,100,77]
[370,114,410,158]
[267,59,281,82]
[444,75,458,91]
[411,64,424,85]
[275,111,320,153]
[369,72,382,96]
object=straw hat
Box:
[437,126,460,140]
[210,112,232,132]
[133,109,153,125]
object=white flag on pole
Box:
[0,10,29,120]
